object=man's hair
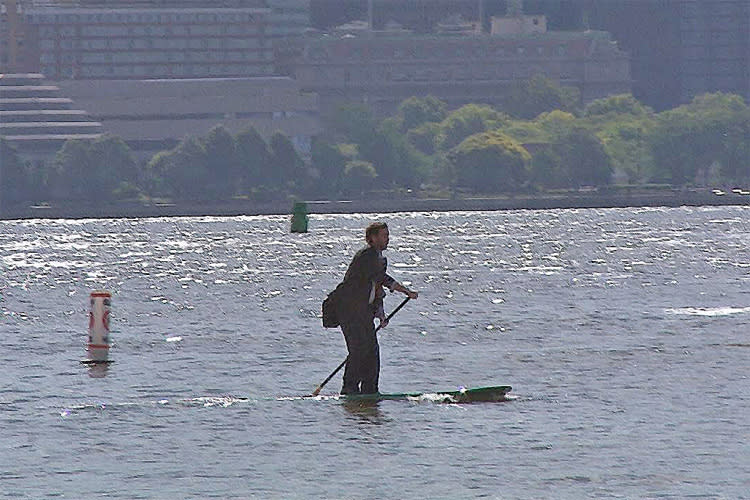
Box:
[365,222,388,243]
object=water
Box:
[1,208,748,499]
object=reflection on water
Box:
[85,362,111,379]
[342,399,385,423]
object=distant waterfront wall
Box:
[2,190,749,220]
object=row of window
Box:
[314,64,577,83]
[42,63,275,78]
[28,12,261,24]
[309,44,570,61]
[97,110,317,122]
[38,25,263,38]
[41,50,270,64]
[40,38,273,51]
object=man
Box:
[330,222,418,395]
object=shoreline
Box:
[2,189,750,220]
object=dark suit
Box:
[330,245,395,394]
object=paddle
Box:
[311,296,411,396]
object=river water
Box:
[1,208,748,499]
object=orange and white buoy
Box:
[86,290,112,363]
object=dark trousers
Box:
[340,315,380,394]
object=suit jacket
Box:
[331,245,395,322]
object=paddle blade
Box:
[311,386,322,396]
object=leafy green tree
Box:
[436,104,510,151]
[310,137,346,195]
[329,103,378,145]
[359,120,427,188]
[0,138,29,207]
[51,139,93,201]
[397,96,448,131]
[649,92,750,185]
[561,126,613,187]
[584,94,652,118]
[203,125,237,197]
[502,74,580,120]
[599,119,656,184]
[51,135,138,202]
[407,121,442,155]
[165,136,210,199]
[235,126,271,190]
[448,130,531,192]
[144,149,174,197]
[268,131,305,189]
[529,146,563,188]
[341,160,377,195]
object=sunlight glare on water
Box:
[1,207,749,499]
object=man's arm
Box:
[389,280,418,299]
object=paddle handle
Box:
[312,296,411,396]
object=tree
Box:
[341,160,377,196]
[51,139,93,201]
[51,135,138,202]
[358,119,427,188]
[448,130,531,192]
[0,138,28,207]
[561,126,613,187]
[268,131,305,189]
[436,104,509,151]
[203,125,237,198]
[502,74,580,120]
[397,96,448,131]
[144,149,174,197]
[649,92,750,185]
[328,103,378,145]
[407,121,442,155]
[584,94,652,118]
[235,126,271,190]
[311,137,346,195]
[166,136,210,199]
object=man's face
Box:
[371,228,389,251]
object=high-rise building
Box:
[18,0,275,80]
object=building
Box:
[677,0,749,105]
[1,0,37,73]
[0,72,103,160]
[53,76,321,159]
[308,0,750,111]
[17,0,274,80]
[286,24,631,117]
[581,0,750,110]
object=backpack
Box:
[321,292,339,328]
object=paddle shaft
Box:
[312,296,411,396]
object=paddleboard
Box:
[312,385,512,403]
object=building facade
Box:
[678,0,750,105]
[18,0,275,80]
[53,76,321,159]
[287,28,631,117]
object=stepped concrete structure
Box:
[0,73,103,160]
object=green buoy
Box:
[291,201,308,233]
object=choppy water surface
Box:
[1,208,748,499]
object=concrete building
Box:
[17,0,274,80]
[0,72,103,160]
[53,76,321,160]
[286,24,631,117]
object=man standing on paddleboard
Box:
[327,222,418,395]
